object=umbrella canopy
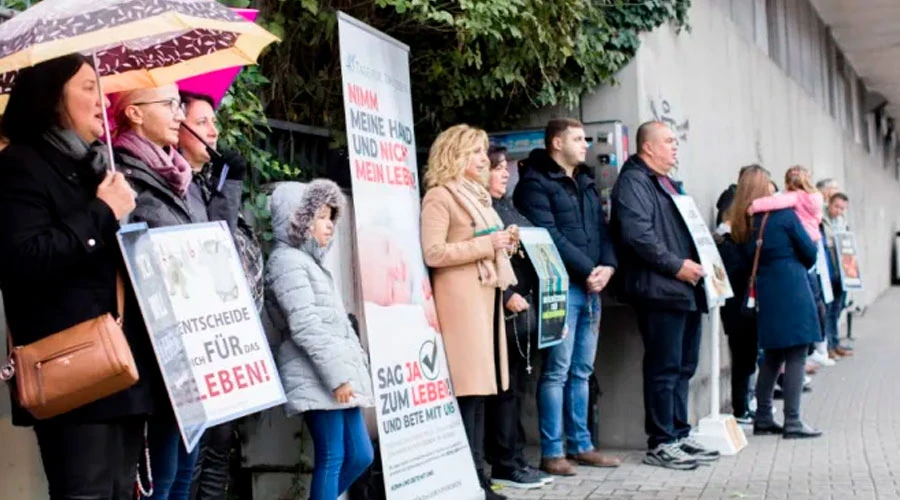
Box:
[177,7,258,108]
[0,0,278,110]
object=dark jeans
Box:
[825,291,846,349]
[35,418,144,500]
[755,345,807,427]
[144,416,202,500]
[485,324,530,475]
[191,421,238,500]
[726,323,758,417]
[637,308,703,449]
[305,407,374,500]
[458,396,487,476]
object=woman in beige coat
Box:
[421,124,517,500]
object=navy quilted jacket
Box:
[513,149,617,285]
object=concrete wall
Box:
[576,0,900,449]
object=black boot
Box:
[479,470,507,500]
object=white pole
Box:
[91,51,116,173]
[709,306,721,417]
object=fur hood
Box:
[270,180,344,250]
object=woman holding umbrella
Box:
[0,54,159,500]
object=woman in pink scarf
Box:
[108,84,223,500]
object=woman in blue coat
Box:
[730,167,822,439]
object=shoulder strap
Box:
[748,212,771,285]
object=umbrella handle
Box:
[91,51,117,173]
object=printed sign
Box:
[815,239,834,304]
[338,12,482,500]
[834,231,863,290]
[671,195,734,307]
[518,227,568,349]
[118,222,286,451]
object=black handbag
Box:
[742,212,770,317]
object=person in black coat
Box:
[714,166,773,423]
[483,146,549,489]
[513,119,620,476]
[609,121,714,471]
[730,168,822,439]
[0,54,159,500]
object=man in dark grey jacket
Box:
[610,121,717,471]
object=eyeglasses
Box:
[132,98,186,115]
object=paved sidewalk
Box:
[501,288,900,500]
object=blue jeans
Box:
[538,285,599,458]
[305,407,374,500]
[142,416,201,500]
[825,291,846,349]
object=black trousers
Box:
[35,418,145,500]
[457,396,486,477]
[637,308,703,450]
[484,328,530,475]
[190,420,238,500]
[726,323,759,417]
[756,345,807,427]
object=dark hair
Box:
[830,192,849,203]
[179,91,215,111]
[636,121,666,154]
[2,54,93,144]
[544,118,583,152]
[488,145,507,169]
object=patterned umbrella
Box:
[0,0,279,110]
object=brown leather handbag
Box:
[1,275,139,420]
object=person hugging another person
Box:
[265,180,375,500]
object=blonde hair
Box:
[784,165,816,193]
[424,124,489,189]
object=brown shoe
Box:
[804,362,819,375]
[835,346,854,357]
[567,450,622,468]
[828,349,841,360]
[540,457,577,476]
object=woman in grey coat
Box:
[266,180,375,500]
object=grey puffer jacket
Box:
[265,180,374,415]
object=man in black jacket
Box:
[514,118,621,476]
[610,121,718,470]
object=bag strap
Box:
[748,212,771,286]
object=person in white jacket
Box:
[265,180,375,500]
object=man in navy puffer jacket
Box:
[513,118,620,477]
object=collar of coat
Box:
[115,147,192,220]
[623,154,686,195]
[522,148,596,187]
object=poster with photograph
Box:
[518,227,568,349]
[670,195,734,307]
[118,222,286,451]
[834,231,863,290]
[338,12,483,500]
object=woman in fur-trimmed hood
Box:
[265,180,375,500]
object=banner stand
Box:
[690,308,747,456]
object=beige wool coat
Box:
[420,186,509,397]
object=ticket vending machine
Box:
[489,120,629,221]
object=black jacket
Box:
[0,140,158,426]
[715,228,752,333]
[609,155,706,312]
[513,149,617,285]
[492,195,539,343]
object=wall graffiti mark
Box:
[649,98,690,143]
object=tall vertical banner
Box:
[118,222,286,451]
[338,12,483,500]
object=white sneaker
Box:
[808,350,836,367]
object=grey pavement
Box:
[500,288,900,500]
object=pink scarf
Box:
[114,131,193,197]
